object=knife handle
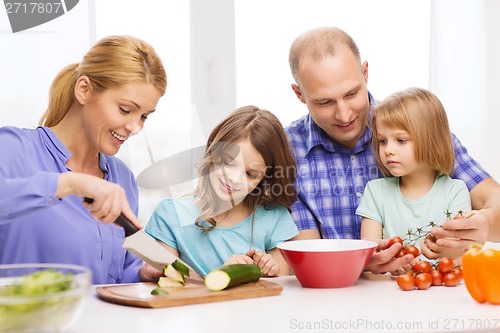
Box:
[83,197,139,237]
[113,214,140,237]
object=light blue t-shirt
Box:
[145,196,299,277]
[356,175,471,244]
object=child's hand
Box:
[246,249,280,277]
[421,238,464,261]
[390,257,418,276]
[223,253,254,266]
[420,238,442,260]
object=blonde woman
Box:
[357,87,471,265]
[0,35,167,284]
[146,106,299,277]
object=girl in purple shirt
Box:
[0,35,167,284]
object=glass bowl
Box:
[0,263,91,332]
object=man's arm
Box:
[469,178,500,241]
[434,133,500,247]
[432,178,500,247]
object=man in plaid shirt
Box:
[285,26,500,273]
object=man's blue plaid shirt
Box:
[285,92,490,239]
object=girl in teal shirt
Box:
[146,106,299,277]
[357,88,471,271]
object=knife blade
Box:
[83,197,200,278]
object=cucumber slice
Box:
[151,287,169,295]
[164,264,184,283]
[158,277,184,288]
[172,260,190,277]
[205,264,263,291]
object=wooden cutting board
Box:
[96,279,283,308]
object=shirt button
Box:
[356,192,362,198]
[48,197,53,203]
[351,154,355,160]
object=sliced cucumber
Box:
[150,287,169,295]
[164,264,184,283]
[172,260,190,277]
[158,276,184,288]
[205,264,263,291]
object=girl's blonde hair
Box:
[39,35,167,127]
[372,87,454,176]
[195,105,297,232]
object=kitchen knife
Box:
[83,198,200,278]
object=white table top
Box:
[69,274,500,333]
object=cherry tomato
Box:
[451,267,463,283]
[412,261,432,274]
[443,272,459,287]
[438,257,454,274]
[395,249,406,258]
[430,270,443,286]
[415,272,432,290]
[397,273,415,291]
[389,236,403,247]
[405,245,420,257]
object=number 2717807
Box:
[5,2,63,14]
[443,318,499,330]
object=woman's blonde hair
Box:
[372,87,454,176]
[195,105,297,232]
[39,35,167,126]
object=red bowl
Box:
[277,239,377,288]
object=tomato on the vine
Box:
[412,261,432,274]
[438,257,454,274]
[397,273,415,291]
[451,267,463,283]
[415,273,432,290]
[443,272,459,287]
[389,236,403,247]
[405,245,420,257]
[430,270,443,286]
[395,249,405,258]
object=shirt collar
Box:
[304,91,377,155]
[38,126,109,177]
[38,126,71,163]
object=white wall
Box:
[0,1,92,128]
[234,0,430,128]
[430,0,500,180]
